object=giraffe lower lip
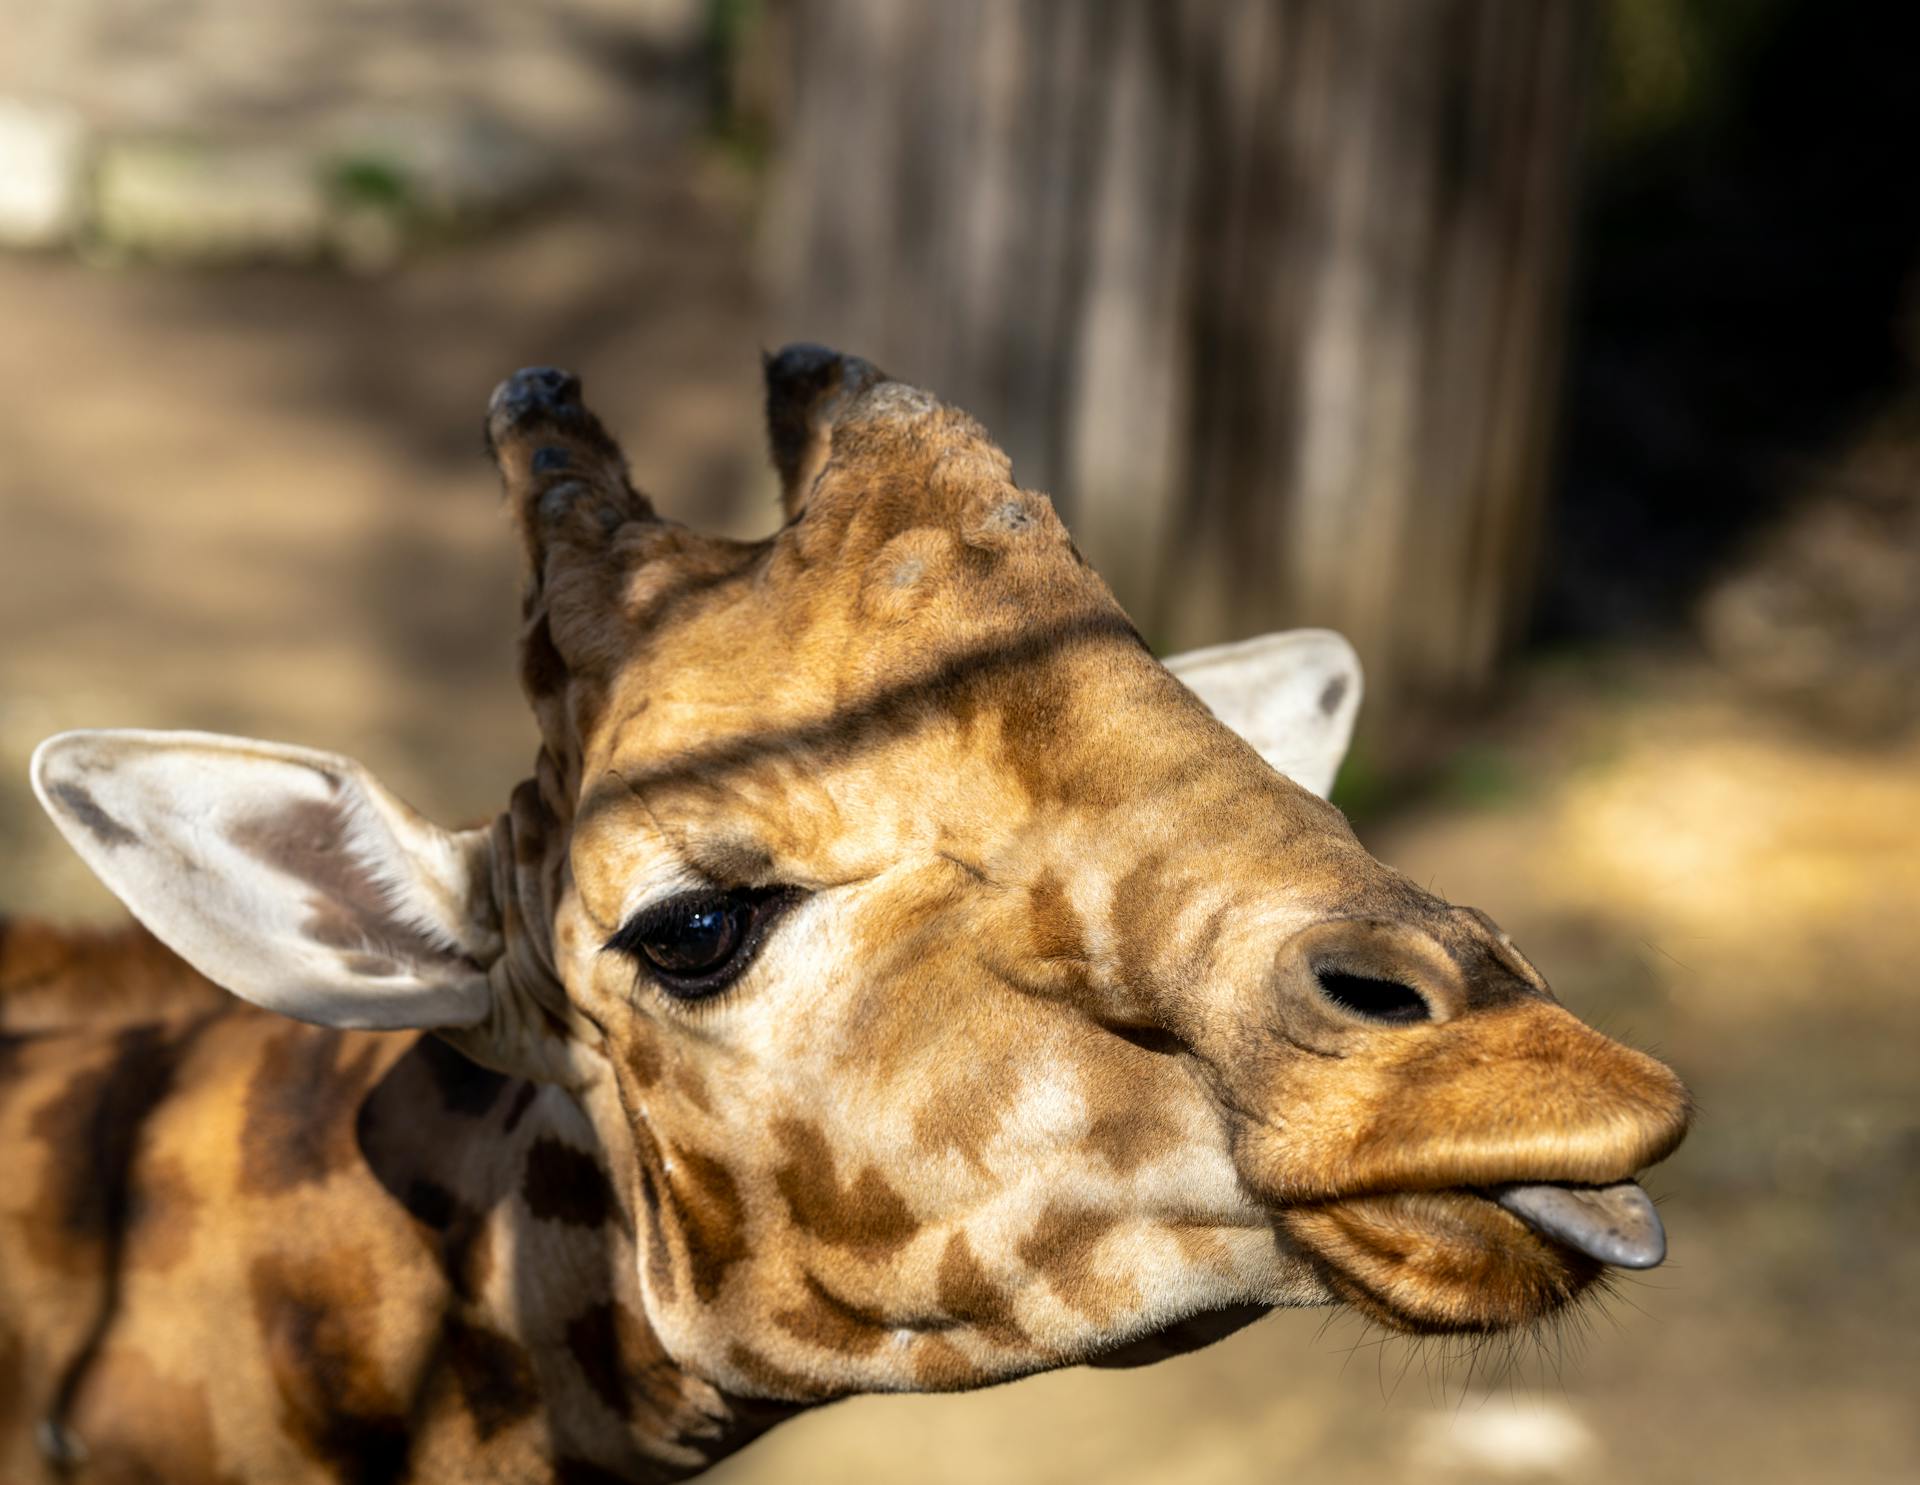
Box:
[1488,1179,1666,1269]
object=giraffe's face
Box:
[32,350,1690,1412]
[504,354,1690,1396]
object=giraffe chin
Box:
[1279,1189,1607,1336]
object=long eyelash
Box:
[603,885,805,999]
[604,889,734,957]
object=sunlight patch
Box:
[1406,1396,1597,1477]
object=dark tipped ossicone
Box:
[487,366,583,442]
[763,343,888,498]
[483,365,631,501]
[763,342,886,418]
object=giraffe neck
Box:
[4,1011,789,1485]
[351,1032,796,1481]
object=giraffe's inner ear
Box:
[1162,629,1364,799]
[31,730,499,1031]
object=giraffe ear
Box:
[31,730,499,1031]
[1162,629,1363,799]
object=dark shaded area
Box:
[239,1025,389,1196]
[1544,0,1920,641]
[247,1251,414,1485]
[415,1031,510,1117]
[574,612,1149,811]
[32,1016,218,1473]
[1314,970,1430,1025]
[761,341,888,503]
[521,1136,618,1228]
[442,1314,540,1440]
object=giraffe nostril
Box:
[1314,968,1431,1024]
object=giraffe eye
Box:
[607,887,800,1000]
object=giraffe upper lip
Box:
[1485,1179,1667,1268]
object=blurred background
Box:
[1,1,1915,1481]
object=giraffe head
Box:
[33,348,1689,1405]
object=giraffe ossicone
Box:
[8,346,1690,1482]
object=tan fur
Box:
[1,349,1690,1481]
[0,918,228,1033]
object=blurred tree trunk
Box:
[767,0,1589,732]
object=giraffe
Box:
[3,347,1691,1483]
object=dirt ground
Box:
[2,161,1915,1485]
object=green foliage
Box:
[1331,734,1528,826]
[327,154,413,212]
[705,0,774,172]
[1434,742,1526,811]
[1327,739,1392,823]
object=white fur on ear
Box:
[31,730,498,1031]
[1162,629,1363,798]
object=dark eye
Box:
[606,887,798,1000]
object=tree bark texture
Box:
[767,0,1588,723]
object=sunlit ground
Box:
[2,172,1914,1484]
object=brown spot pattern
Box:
[1077,1042,1183,1176]
[522,1138,616,1227]
[566,1298,718,1440]
[1017,1204,1125,1318]
[1025,871,1086,963]
[566,1301,641,1421]
[936,1233,1027,1346]
[772,1118,920,1255]
[248,1250,410,1484]
[1083,1107,1181,1175]
[1169,1222,1233,1271]
[636,1165,678,1304]
[503,1080,539,1133]
[667,1147,748,1303]
[0,917,231,1034]
[400,1176,466,1232]
[26,1019,202,1271]
[910,1053,1018,1172]
[623,1032,662,1088]
[443,1316,539,1441]
[727,1344,823,1402]
[774,1275,887,1356]
[0,1326,20,1439]
[1107,850,1177,1001]
[911,1334,991,1390]
[669,1059,714,1114]
[240,1026,387,1196]
[394,1176,497,1302]
[416,1034,510,1117]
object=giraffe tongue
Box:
[1492,1180,1667,1269]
